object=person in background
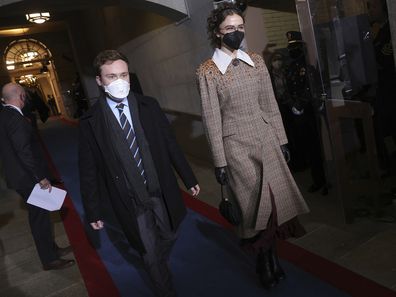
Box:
[196,4,309,290]
[72,74,88,118]
[269,51,306,171]
[47,94,59,116]
[285,31,328,194]
[24,87,50,127]
[367,0,396,177]
[0,82,74,270]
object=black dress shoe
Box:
[269,245,286,282]
[43,258,75,271]
[256,249,277,289]
[56,245,73,257]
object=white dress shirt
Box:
[4,104,24,116]
[212,48,255,75]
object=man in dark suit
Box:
[0,83,75,270]
[79,50,200,297]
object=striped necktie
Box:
[115,103,146,184]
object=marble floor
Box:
[0,186,87,297]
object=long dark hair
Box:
[207,3,244,48]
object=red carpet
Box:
[40,117,396,297]
[39,131,121,297]
[182,191,396,297]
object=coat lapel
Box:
[87,101,121,176]
[133,93,149,132]
[88,106,108,153]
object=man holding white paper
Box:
[27,183,67,211]
[0,83,74,271]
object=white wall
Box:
[262,8,300,50]
[146,0,188,15]
[244,6,269,54]
[0,0,22,7]
[119,0,213,116]
[119,2,276,116]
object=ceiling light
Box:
[21,51,38,62]
[6,60,15,70]
[26,12,50,24]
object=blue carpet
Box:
[41,119,350,297]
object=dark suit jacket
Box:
[0,106,48,197]
[78,92,197,253]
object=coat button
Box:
[115,176,119,180]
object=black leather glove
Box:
[215,166,229,185]
[280,145,291,163]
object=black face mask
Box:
[222,31,244,50]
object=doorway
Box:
[4,38,64,117]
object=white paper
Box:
[27,183,67,211]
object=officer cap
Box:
[286,31,303,44]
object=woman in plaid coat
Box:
[196,4,309,289]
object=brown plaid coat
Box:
[197,52,309,238]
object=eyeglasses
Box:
[219,24,245,34]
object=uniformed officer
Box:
[284,31,327,194]
[368,0,396,176]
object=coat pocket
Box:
[222,121,237,138]
[222,132,236,139]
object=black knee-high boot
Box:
[256,248,277,289]
[269,242,285,281]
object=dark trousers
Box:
[280,104,326,186]
[137,197,177,297]
[18,188,58,265]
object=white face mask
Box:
[103,79,130,101]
